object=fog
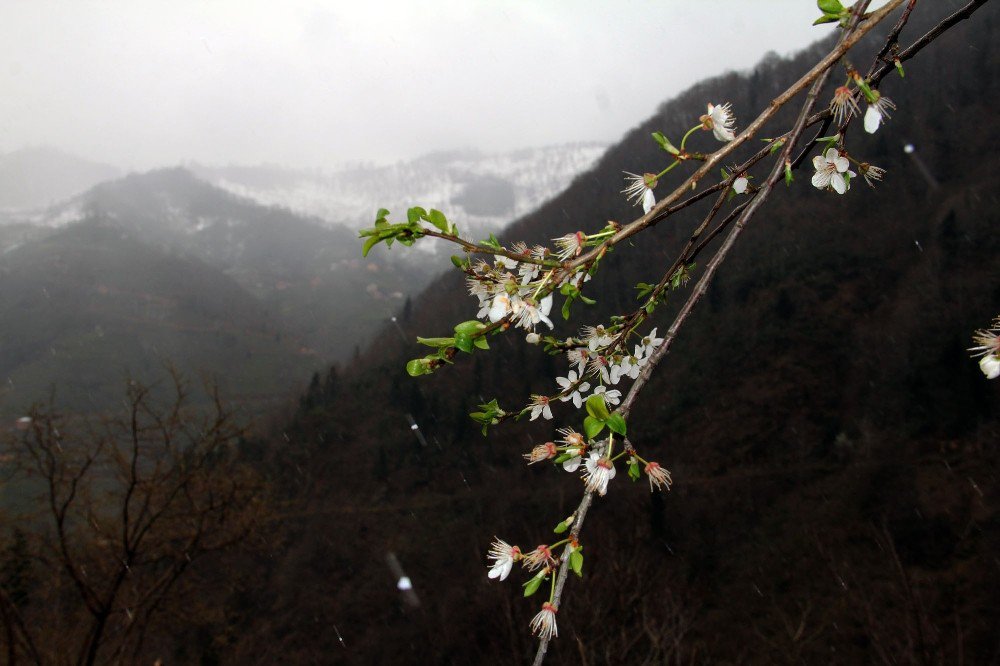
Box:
[1,1,872,170]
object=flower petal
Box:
[831,173,847,195]
[642,187,656,215]
[812,170,832,189]
[864,106,881,134]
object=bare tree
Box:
[0,371,268,665]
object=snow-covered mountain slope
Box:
[191,143,607,243]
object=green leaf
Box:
[473,337,489,350]
[553,521,568,534]
[482,234,502,250]
[416,336,455,348]
[784,162,794,186]
[585,394,611,421]
[375,208,390,222]
[454,320,486,335]
[361,235,380,257]
[561,298,573,321]
[450,255,466,269]
[427,209,449,233]
[628,461,641,481]
[813,13,840,25]
[606,413,627,436]
[406,359,430,377]
[523,575,543,597]
[554,453,572,464]
[569,550,584,577]
[406,207,426,224]
[454,333,474,353]
[651,131,680,155]
[583,415,606,440]
[817,0,843,13]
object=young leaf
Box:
[553,521,569,534]
[583,415,606,440]
[454,320,486,335]
[361,235,380,258]
[523,575,543,597]
[628,460,641,481]
[407,207,426,224]
[454,333,474,354]
[569,550,584,577]
[406,359,430,377]
[651,131,680,155]
[416,336,455,348]
[427,209,450,233]
[606,413,627,436]
[817,0,843,13]
[585,394,611,421]
[473,337,489,350]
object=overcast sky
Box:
[1,1,876,171]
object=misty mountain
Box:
[0,146,120,210]
[190,143,607,244]
[235,4,1000,664]
[0,168,435,416]
[0,220,319,416]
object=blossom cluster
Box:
[466,243,588,333]
[526,327,664,421]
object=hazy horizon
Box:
[0,1,878,172]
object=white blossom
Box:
[514,294,554,331]
[530,603,559,641]
[811,148,855,195]
[860,163,886,188]
[522,545,556,571]
[732,176,749,194]
[622,172,657,214]
[592,385,622,406]
[979,355,1000,380]
[863,92,896,134]
[587,355,614,385]
[639,328,664,356]
[495,255,518,271]
[552,232,586,261]
[558,428,586,471]
[830,85,860,125]
[583,452,616,496]
[969,318,1000,379]
[566,346,591,375]
[487,538,520,581]
[488,292,524,323]
[581,325,614,352]
[700,102,737,142]
[524,442,558,464]
[556,370,591,408]
[528,395,553,421]
[644,462,673,493]
[612,345,647,383]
